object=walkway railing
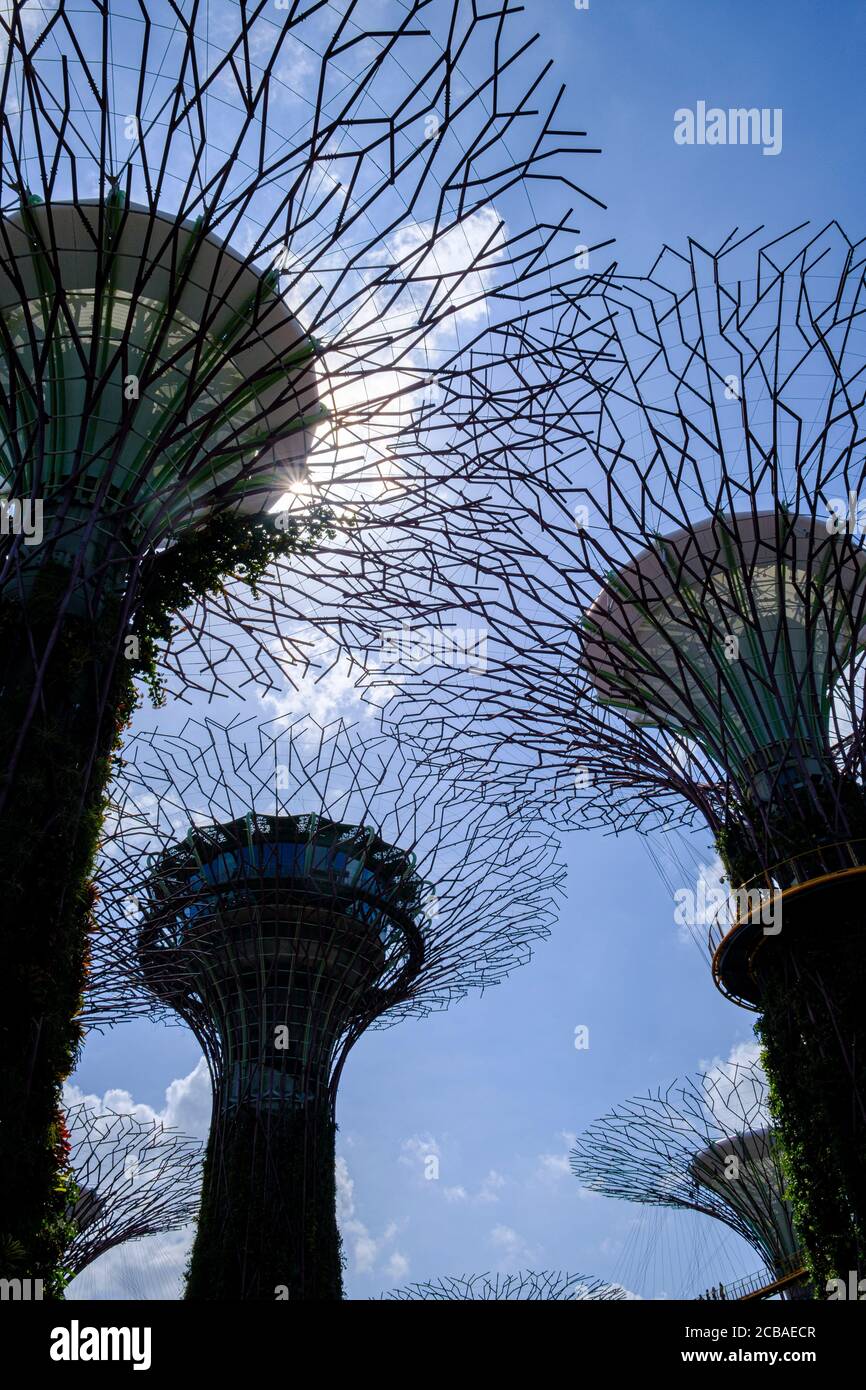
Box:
[706,838,866,959]
[698,1252,808,1302]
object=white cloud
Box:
[63,1058,212,1141]
[66,1226,193,1302]
[61,1064,211,1302]
[538,1152,571,1180]
[336,1154,404,1279]
[385,1251,409,1281]
[698,1037,763,1081]
[336,1155,376,1273]
[399,1139,510,1207]
[399,1133,442,1171]
[259,644,396,726]
[489,1223,540,1271]
[698,1040,768,1134]
[673,855,728,945]
[724,1040,762,1069]
[353,1233,379,1275]
[536,1130,578,1184]
[335,1153,356,1217]
[161,1061,214,1138]
[477,1170,506,1203]
[273,38,316,95]
[9,0,54,40]
[388,207,506,339]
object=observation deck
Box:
[138,814,426,1108]
[709,839,866,1008]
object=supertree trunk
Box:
[755,904,866,1287]
[0,587,130,1293]
[718,794,866,1284]
[0,517,320,1291]
[185,1102,342,1301]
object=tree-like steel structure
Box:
[63,1101,202,1281]
[380,223,866,1283]
[571,1061,808,1299]
[89,712,564,1299]
[0,0,603,1288]
[383,1270,626,1300]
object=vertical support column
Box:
[184,1097,343,1301]
[0,589,129,1293]
[755,902,866,1287]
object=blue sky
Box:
[67,0,866,1300]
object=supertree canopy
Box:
[89,712,564,1299]
[379,223,866,1284]
[63,1101,202,1282]
[0,0,602,1289]
[570,1061,806,1299]
[383,1270,626,1300]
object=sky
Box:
[66,0,866,1300]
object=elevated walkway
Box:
[699,1254,809,1301]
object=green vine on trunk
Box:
[0,502,334,1294]
[129,506,335,704]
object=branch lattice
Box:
[64,1102,202,1278]
[570,1061,801,1285]
[383,1270,626,1300]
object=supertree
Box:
[0,0,604,1286]
[571,1060,808,1300]
[88,711,564,1300]
[378,223,866,1283]
[383,1270,626,1300]
[62,1101,202,1282]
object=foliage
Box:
[185,1105,344,1301]
[716,775,866,888]
[131,506,335,704]
[754,904,866,1288]
[0,506,332,1291]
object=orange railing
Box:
[707,838,866,958]
[698,1252,808,1302]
